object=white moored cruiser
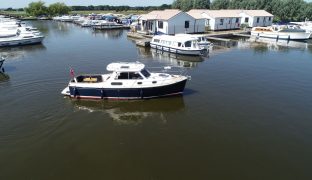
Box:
[92,20,124,30]
[0,29,44,47]
[251,25,311,40]
[150,35,207,56]
[175,34,213,49]
[62,62,189,100]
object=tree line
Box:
[172,0,312,21]
[4,1,172,16]
[71,4,172,11]
[25,1,71,16]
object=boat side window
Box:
[256,17,260,23]
[178,42,182,47]
[269,17,271,21]
[117,72,129,79]
[185,41,192,47]
[245,17,249,23]
[140,69,151,78]
[129,72,143,79]
[153,39,160,43]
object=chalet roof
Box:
[242,10,273,17]
[139,9,182,21]
[205,10,242,18]
[187,9,206,19]
[187,9,273,19]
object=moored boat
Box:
[92,20,124,30]
[150,35,207,56]
[61,62,189,100]
[175,34,213,49]
[251,25,311,40]
[0,30,44,47]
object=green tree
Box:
[193,0,211,9]
[210,0,230,9]
[48,2,71,16]
[172,0,210,11]
[172,0,182,9]
[282,0,305,21]
[25,1,47,16]
[302,3,312,20]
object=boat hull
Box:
[150,43,205,56]
[0,36,44,47]
[251,31,311,40]
[92,25,126,30]
[67,79,187,100]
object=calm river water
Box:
[1,21,312,179]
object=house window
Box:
[206,19,210,26]
[269,17,271,21]
[257,17,260,23]
[236,18,239,23]
[185,21,189,28]
[220,19,224,25]
[245,17,249,23]
[158,21,163,29]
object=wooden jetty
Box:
[205,36,232,42]
[127,32,145,39]
[135,39,151,47]
[232,33,251,38]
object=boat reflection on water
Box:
[0,44,46,60]
[151,49,205,68]
[249,37,310,51]
[0,73,9,82]
[70,96,186,125]
[137,46,205,68]
[91,29,124,39]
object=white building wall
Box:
[202,13,240,30]
[211,17,241,30]
[240,13,273,27]
[167,13,197,34]
[252,16,273,27]
[194,19,205,33]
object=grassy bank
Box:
[0,10,27,16]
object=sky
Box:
[1,0,174,8]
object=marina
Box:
[1,16,312,180]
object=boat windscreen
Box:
[140,69,151,78]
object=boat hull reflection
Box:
[70,96,186,125]
[150,48,205,68]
